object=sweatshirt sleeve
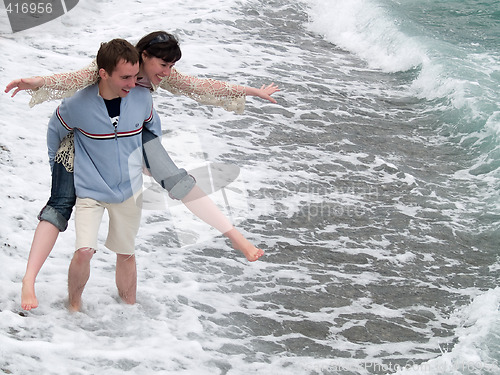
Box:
[47,105,72,169]
[143,105,162,138]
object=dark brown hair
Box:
[135,31,182,65]
[97,38,140,75]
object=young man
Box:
[46,39,161,312]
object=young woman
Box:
[6,31,280,311]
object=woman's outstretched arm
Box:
[5,62,279,111]
[160,68,279,113]
[4,61,99,107]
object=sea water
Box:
[0,0,498,374]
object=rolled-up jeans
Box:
[141,127,196,200]
[38,159,76,232]
[38,127,196,231]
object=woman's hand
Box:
[4,77,44,97]
[246,82,280,103]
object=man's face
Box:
[99,59,139,99]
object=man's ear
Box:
[98,68,109,80]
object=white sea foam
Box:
[392,288,500,375]
[303,0,500,169]
[304,0,426,73]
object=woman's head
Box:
[136,31,181,85]
[136,31,181,65]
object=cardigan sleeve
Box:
[159,67,246,114]
[27,60,99,107]
[27,62,247,114]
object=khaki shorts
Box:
[75,195,142,255]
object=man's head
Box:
[97,38,140,99]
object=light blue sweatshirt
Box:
[47,84,162,203]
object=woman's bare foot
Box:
[239,246,264,262]
[225,228,264,262]
[21,279,39,311]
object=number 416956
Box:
[6,2,53,14]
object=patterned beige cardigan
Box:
[29,60,248,172]
[27,60,247,114]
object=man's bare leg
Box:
[115,254,137,305]
[22,221,60,310]
[181,186,264,261]
[68,247,94,312]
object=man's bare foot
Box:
[21,279,39,311]
[68,300,81,312]
[225,228,264,262]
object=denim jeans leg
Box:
[142,127,195,200]
[38,161,76,232]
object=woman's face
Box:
[142,53,175,85]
